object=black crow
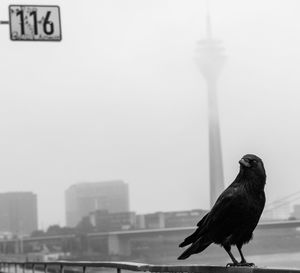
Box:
[178,154,266,266]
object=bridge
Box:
[1,220,300,264]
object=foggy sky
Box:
[0,0,300,228]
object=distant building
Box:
[135,214,146,229]
[164,209,207,228]
[88,209,206,232]
[65,180,129,227]
[89,210,136,231]
[143,212,165,229]
[292,204,300,219]
[0,192,38,235]
[136,209,208,230]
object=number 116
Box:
[16,9,54,36]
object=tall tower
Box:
[196,11,225,207]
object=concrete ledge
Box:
[1,262,300,273]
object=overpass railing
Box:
[1,262,300,273]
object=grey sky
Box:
[0,0,300,228]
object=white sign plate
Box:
[9,5,62,41]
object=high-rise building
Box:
[0,192,38,235]
[65,180,129,227]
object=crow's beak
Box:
[239,158,251,168]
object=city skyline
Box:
[0,182,298,232]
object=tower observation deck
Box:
[196,13,226,207]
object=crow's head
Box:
[239,154,266,179]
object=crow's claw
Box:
[240,263,255,267]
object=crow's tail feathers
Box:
[179,228,203,248]
[179,214,209,248]
[177,236,212,260]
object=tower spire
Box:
[206,1,212,40]
[196,6,226,208]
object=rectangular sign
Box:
[9,5,62,41]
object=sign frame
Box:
[9,4,62,41]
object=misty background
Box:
[0,0,299,228]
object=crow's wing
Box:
[203,184,247,238]
[179,184,244,248]
[178,185,247,259]
[197,212,209,227]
